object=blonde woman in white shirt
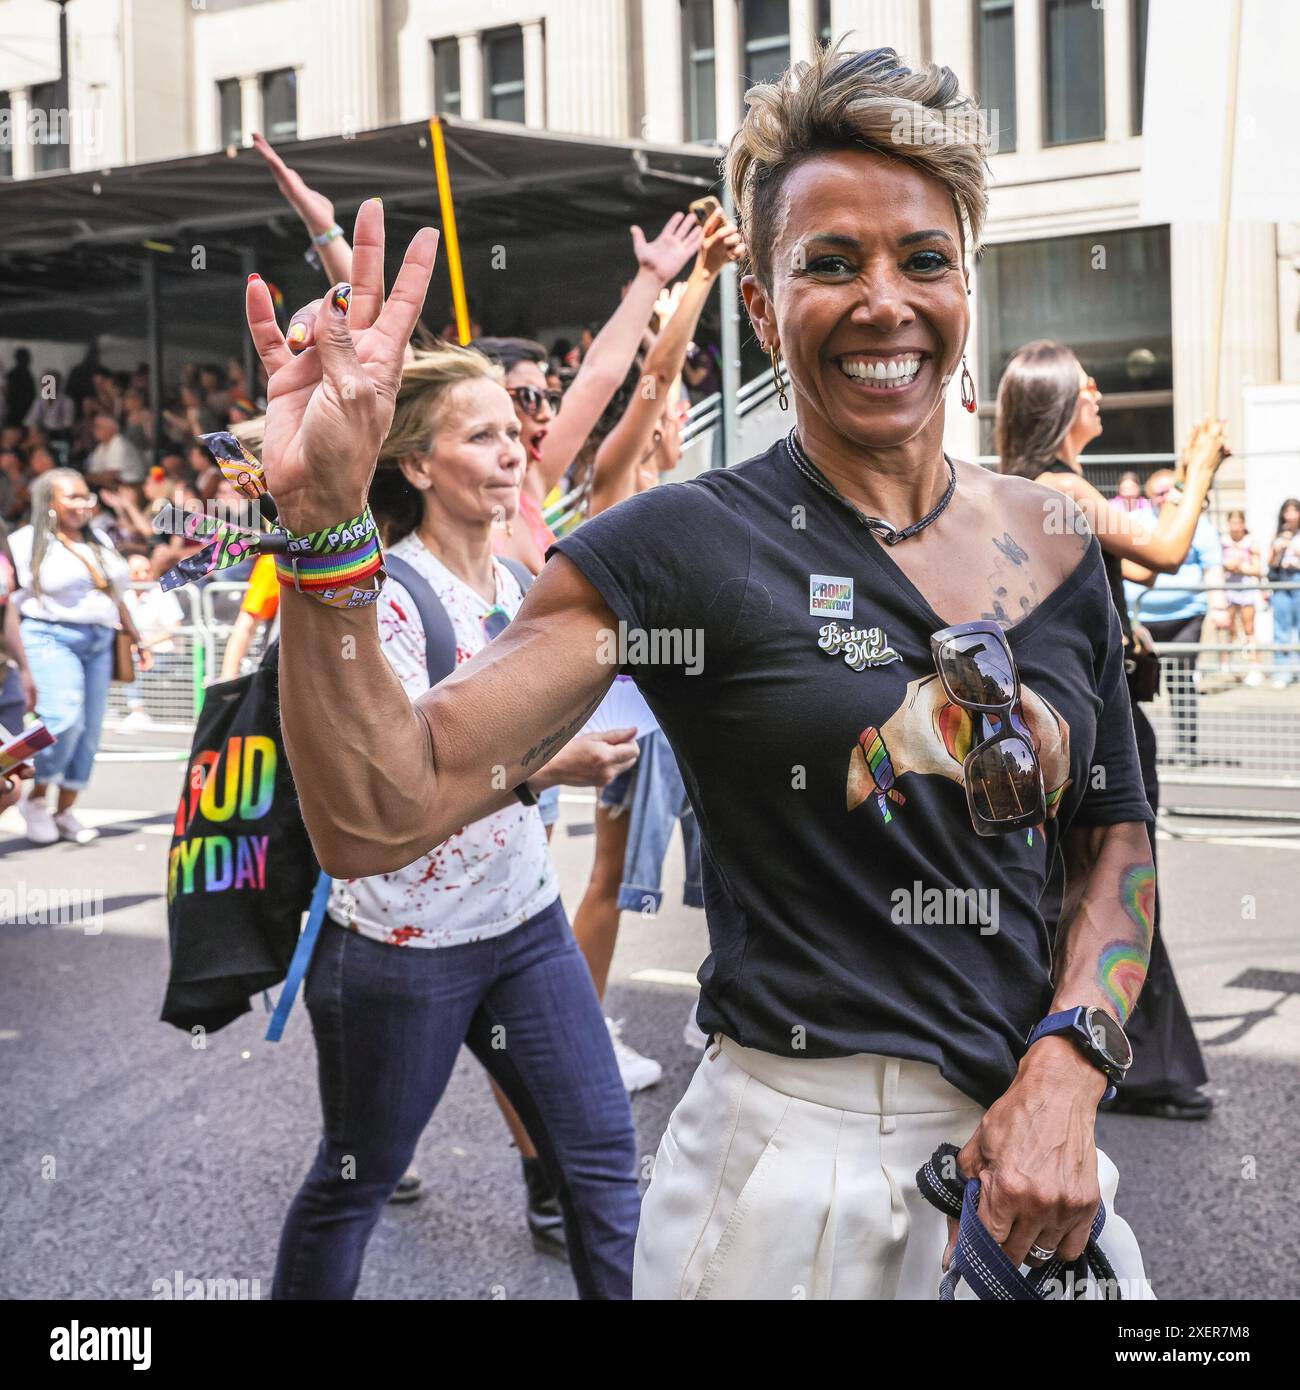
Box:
[8,470,147,844]
[271,345,642,1300]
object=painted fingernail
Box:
[331,283,351,314]
[247,272,261,283]
[372,196,382,206]
[286,323,307,351]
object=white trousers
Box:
[634,1037,1155,1300]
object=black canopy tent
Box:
[0,115,723,453]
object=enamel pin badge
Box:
[809,574,900,671]
[817,621,901,672]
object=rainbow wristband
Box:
[274,505,385,604]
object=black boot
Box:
[522,1156,567,1259]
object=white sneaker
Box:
[683,1001,709,1051]
[54,810,99,845]
[605,1017,662,1093]
[20,796,58,845]
[1270,674,1291,689]
[119,709,153,730]
[1243,669,1264,688]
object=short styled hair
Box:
[725,43,989,290]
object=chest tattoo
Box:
[992,532,1029,566]
[983,536,1041,628]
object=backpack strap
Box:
[382,553,460,685]
[498,555,535,594]
[386,551,534,686]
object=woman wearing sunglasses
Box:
[996,340,1228,1122]
[254,45,1160,1299]
[269,345,642,1299]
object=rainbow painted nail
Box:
[331,283,351,315]
[286,323,307,352]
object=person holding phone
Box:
[248,43,1158,1299]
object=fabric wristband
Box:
[312,223,345,246]
[274,505,385,605]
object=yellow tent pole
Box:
[429,117,470,345]
[1209,0,1245,419]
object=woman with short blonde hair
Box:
[267,343,641,1300]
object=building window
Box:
[261,68,298,141]
[30,79,70,173]
[818,0,833,46]
[0,92,12,178]
[975,0,1016,153]
[978,226,1173,456]
[1043,0,1104,146]
[741,0,791,90]
[433,37,461,116]
[1131,0,1149,135]
[485,26,526,123]
[682,0,716,143]
[217,78,242,147]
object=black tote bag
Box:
[160,642,318,1033]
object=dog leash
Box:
[916,1143,1122,1300]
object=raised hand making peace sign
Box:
[244,199,439,535]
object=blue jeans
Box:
[537,784,561,828]
[20,619,115,789]
[1273,587,1300,676]
[616,730,703,914]
[273,896,639,1300]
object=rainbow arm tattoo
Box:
[1053,830,1155,1028]
[1096,864,1156,1022]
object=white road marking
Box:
[1158,832,1300,850]
[630,968,701,989]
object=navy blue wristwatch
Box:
[1025,1006,1132,1103]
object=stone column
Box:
[522,20,547,128]
[457,33,484,120]
[10,88,33,178]
[789,0,819,65]
[238,75,259,147]
[713,0,741,142]
[640,0,684,142]
[308,0,381,138]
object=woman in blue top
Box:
[247,45,1159,1299]
[1127,470,1229,764]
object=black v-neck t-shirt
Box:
[550,441,1152,1106]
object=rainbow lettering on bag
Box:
[167,735,279,902]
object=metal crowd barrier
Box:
[103,580,260,731]
[1133,580,1300,788]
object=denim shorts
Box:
[537,785,561,827]
[599,762,637,814]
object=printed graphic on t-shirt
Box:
[845,673,1072,829]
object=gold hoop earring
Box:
[960,356,977,414]
[769,346,789,412]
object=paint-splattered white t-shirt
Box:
[326,532,558,947]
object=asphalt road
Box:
[2,736,1297,1301]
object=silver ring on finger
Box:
[1028,1243,1057,1262]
